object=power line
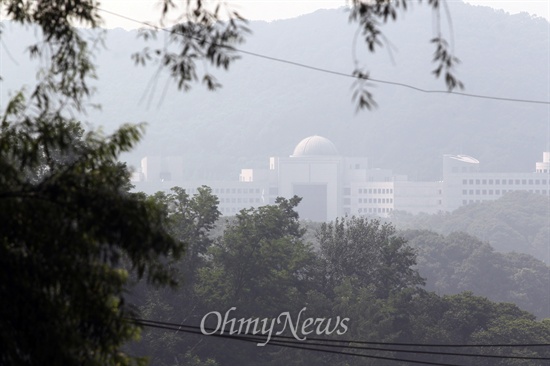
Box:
[97,7,550,106]
[130,317,550,362]
[132,319,467,366]
[132,317,550,349]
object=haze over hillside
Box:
[1,1,549,181]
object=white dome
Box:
[292,135,339,157]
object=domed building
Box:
[291,135,339,157]
[271,135,346,221]
[134,136,550,221]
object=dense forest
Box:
[126,187,550,366]
[392,192,550,260]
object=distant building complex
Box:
[132,136,550,221]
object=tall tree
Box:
[318,216,424,299]
[0,94,183,365]
[196,196,315,315]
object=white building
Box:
[132,135,550,221]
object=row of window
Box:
[358,207,393,214]
[220,207,238,214]
[214,188,261,195]
[462,189,548,196]
[358,198,394,204]
[462,178,548,186]
[220,197,261,204]
[358,188,394,195]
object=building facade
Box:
[132,136,550,221]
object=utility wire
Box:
[130,317,550,362]
[97,7,550,106]
[133,319,468,366]
[131,317,550,349]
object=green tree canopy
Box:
[196,196,316,315]
[318,216,424,299]
[0,94,183,365]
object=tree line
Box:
[126,186,550,366]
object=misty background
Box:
[2,1,548,183]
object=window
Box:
[495,190,500,195]
[522,179,527,185]
[515,180,520,185]
[462,200,467,205]
[495,180,500,185]
[469,179,474,184]
[358,189,363,194]
[489,190,493,195]
[482,179,487,185]
[462,179,467,185]
[462,190,467,195]
[476,179,480,184]
[529,179,533,185]
[489,179,493,184]
[469,189,474,195]
[482,190,487,195]
[535,180,540,185]
[476,190,480,195]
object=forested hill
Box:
[391,191,550,260]
[1,1,549,180]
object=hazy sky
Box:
[99,1,550,29]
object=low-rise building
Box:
[132,135,550,221]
